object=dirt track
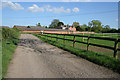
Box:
[6,34,120,78]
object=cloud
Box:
[2,2,79,13]
[62,0,91,2]
[45,5,71,13]
[2,1,24,10]
[28,4,44,12]
[45,5,53,12]
[28,4,71,13]
[72,7,80,12]
[52,7,71,13]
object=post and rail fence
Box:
[39,33,120,58]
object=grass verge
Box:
[2,28,20,78]
[33,33,120,74]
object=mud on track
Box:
[6,34,120,78]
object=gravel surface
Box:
[6,34,120,78]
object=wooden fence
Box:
[39,33,120,58]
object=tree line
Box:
[37,19,120,33]
[73,20,120,33]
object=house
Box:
[62,25,76,32]
[68,26,76,32]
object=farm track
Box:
[6,34,120,78]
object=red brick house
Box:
[68,26,76,32]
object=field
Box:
[37,33,120,58]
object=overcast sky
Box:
[1,1,119,29]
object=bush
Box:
[2,28,19,40]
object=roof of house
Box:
[14,25,69,31]
[0,26,10,28]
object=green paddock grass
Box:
[0,42,2,79]
[39,33,120,57]
[33,33,120,74]
[76,33,120,39]
[46,33,120,47]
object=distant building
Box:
[62,25,76,32]
[13,25,44,31]
[14,25,76,31]
[13,25,68,31]
[68,26,76,32]
[0,26,9,28]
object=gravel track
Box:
[6,34,120,78]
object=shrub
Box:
[2,28,19,40]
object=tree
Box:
[89,20,103,33]
[109,28,117,33]
[88,22,92,27]
[81,24,88,31]
[45,26,48,28]
[104,25,110,29]
[76,26,81,31]
[36,23,41,27]
[57,22,64,29]
[42,26,45,28]
[73,22,80,28]
[118,28,120,33]
[88,22,92,31]
[49,19,60,28]
[102,25,111,33]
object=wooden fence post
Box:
[87,36,90,51]
[40,33,42,38]
[51,34,52,41]
[83,33,84,41]
[45,34,47,39]
[114,39,118,58]
[41,33,43,38]
[117,42,120,59]
[63,34,65,44]
[47,34,48,40]
[46,34,48,40]
[73,35,76,48]
[56,34,58,42]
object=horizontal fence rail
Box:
[40,33,120,58]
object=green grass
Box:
[0,42,2,79]
[2,38,20,78]
[38,33,120,57]
[75,33,120,47]
[33,33,120,74]
[2,28,20,78]
[46,33,120,46]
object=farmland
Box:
[34,33,120,58]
